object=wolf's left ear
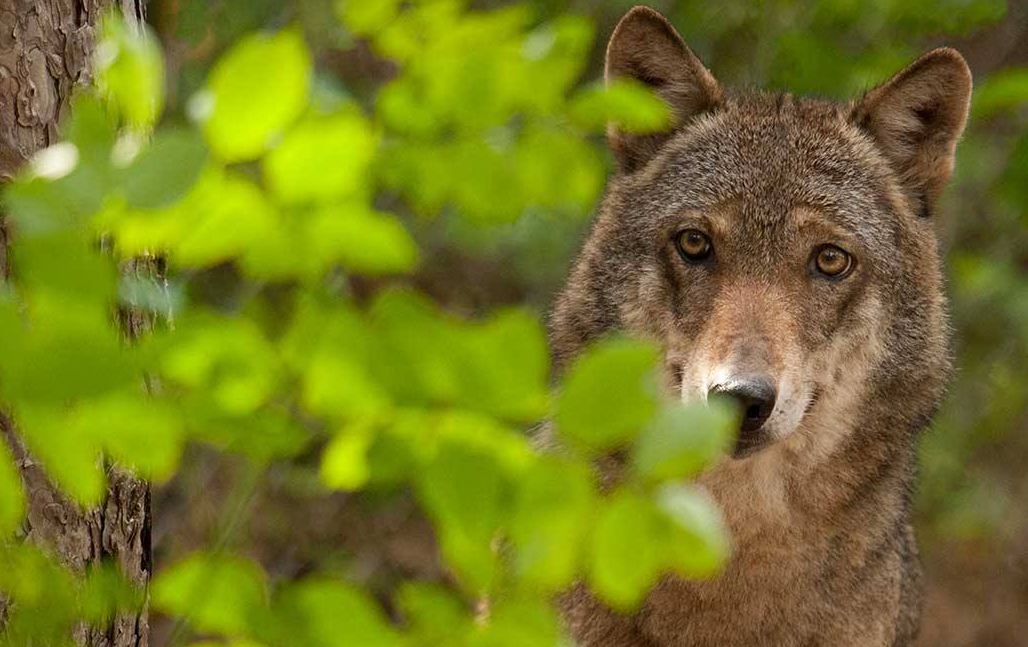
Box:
[850,48,972,217]
[605,6,722,173]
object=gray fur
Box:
[551,7,971,646]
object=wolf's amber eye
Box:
[676,229,712,262]
[814,245,853,278]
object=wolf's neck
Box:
[700,414,918,546]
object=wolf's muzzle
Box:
[710,378,777,457]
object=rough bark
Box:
[0,2,151,647]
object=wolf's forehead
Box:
[650,104,884,227]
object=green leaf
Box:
[336,0,402,35]
[418,441,510,592]
[160,313,279,415]
[263,113,378,204]
[95,12,165,130]
[67,392,185,482]
[555,337,660,451]
[11,230,118,303]
[0,439,26,535]
[467,597,560,647]
[588,491,665,610]
[152,553,267,637]
[394,582,470,647]
[655,484,729,578]
[81,562,145,624]
[271,577,400,647]
[510,455,594,590]
[0,298,136,407]
[305,205,419,275]
[973,66,1028,118]
[202,30,311,161]
[302,348,391,419]
[569,79,671,134]
[0,544,79,645]
[320,424,373,491]
[107,169,281,270]
[18,405,107,506]
[121,127,208,209]
[588,485,728,610]
[452,308,549,421]
[633,399,736,482]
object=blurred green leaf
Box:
[395,582,470,647]
[510,455,594,589]
[589,484,728,610]
[336,0,402,35]
[0,544,79,646]
[655,484,729,578]
[452,308,549,421]
[270,577,400,647]
[153,553,267,637]
[11,230,117,303]
[320,424,373,490]
[467,597,560,647]
[202,30,311,161]
[588,490,665,609]
[264,112,378,204]
[633,399,736,482]
[570,79,671,133]
[974,67,1028,118]
[81,562,145,624]
[555,337,660,451]
[67,392,185,482]
[305,205,419,275]
[160,313,279,415]
[0,439,26,535]
[95,12,165,129]
[418,441,511,592]
[121,127,208,208]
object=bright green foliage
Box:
[589,485,727,609]
[120,128,208,208]
[418,441,512,591]
[569,79,671,133]
[0,0,729,632]
[510,456,594,589]
[320,423,373,490]
[201,30,311,161]
[95,14,165,130]
[267,578,400,647]
[555,337,660,451]
[263,112,378,204]
[633,399,737,482]
[0,440,25,535]
[973,67,1028,118]
[152,553,268,637]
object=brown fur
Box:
[550,7,971,646]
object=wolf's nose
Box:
[710,378,777,433]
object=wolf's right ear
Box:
[604,6,722,173]
[850,48,972,217]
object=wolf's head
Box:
[551,7,971,459]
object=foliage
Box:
[0,3,732,646]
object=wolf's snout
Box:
[710,378,777,456]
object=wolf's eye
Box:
[676,229,712,262]
[813,245,853,278]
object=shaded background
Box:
[145,1,1028,645]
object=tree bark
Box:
[0,2,151,647]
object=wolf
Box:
[550,6,972,647]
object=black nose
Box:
[710,378,777,433]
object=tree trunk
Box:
[0,2,151,647]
